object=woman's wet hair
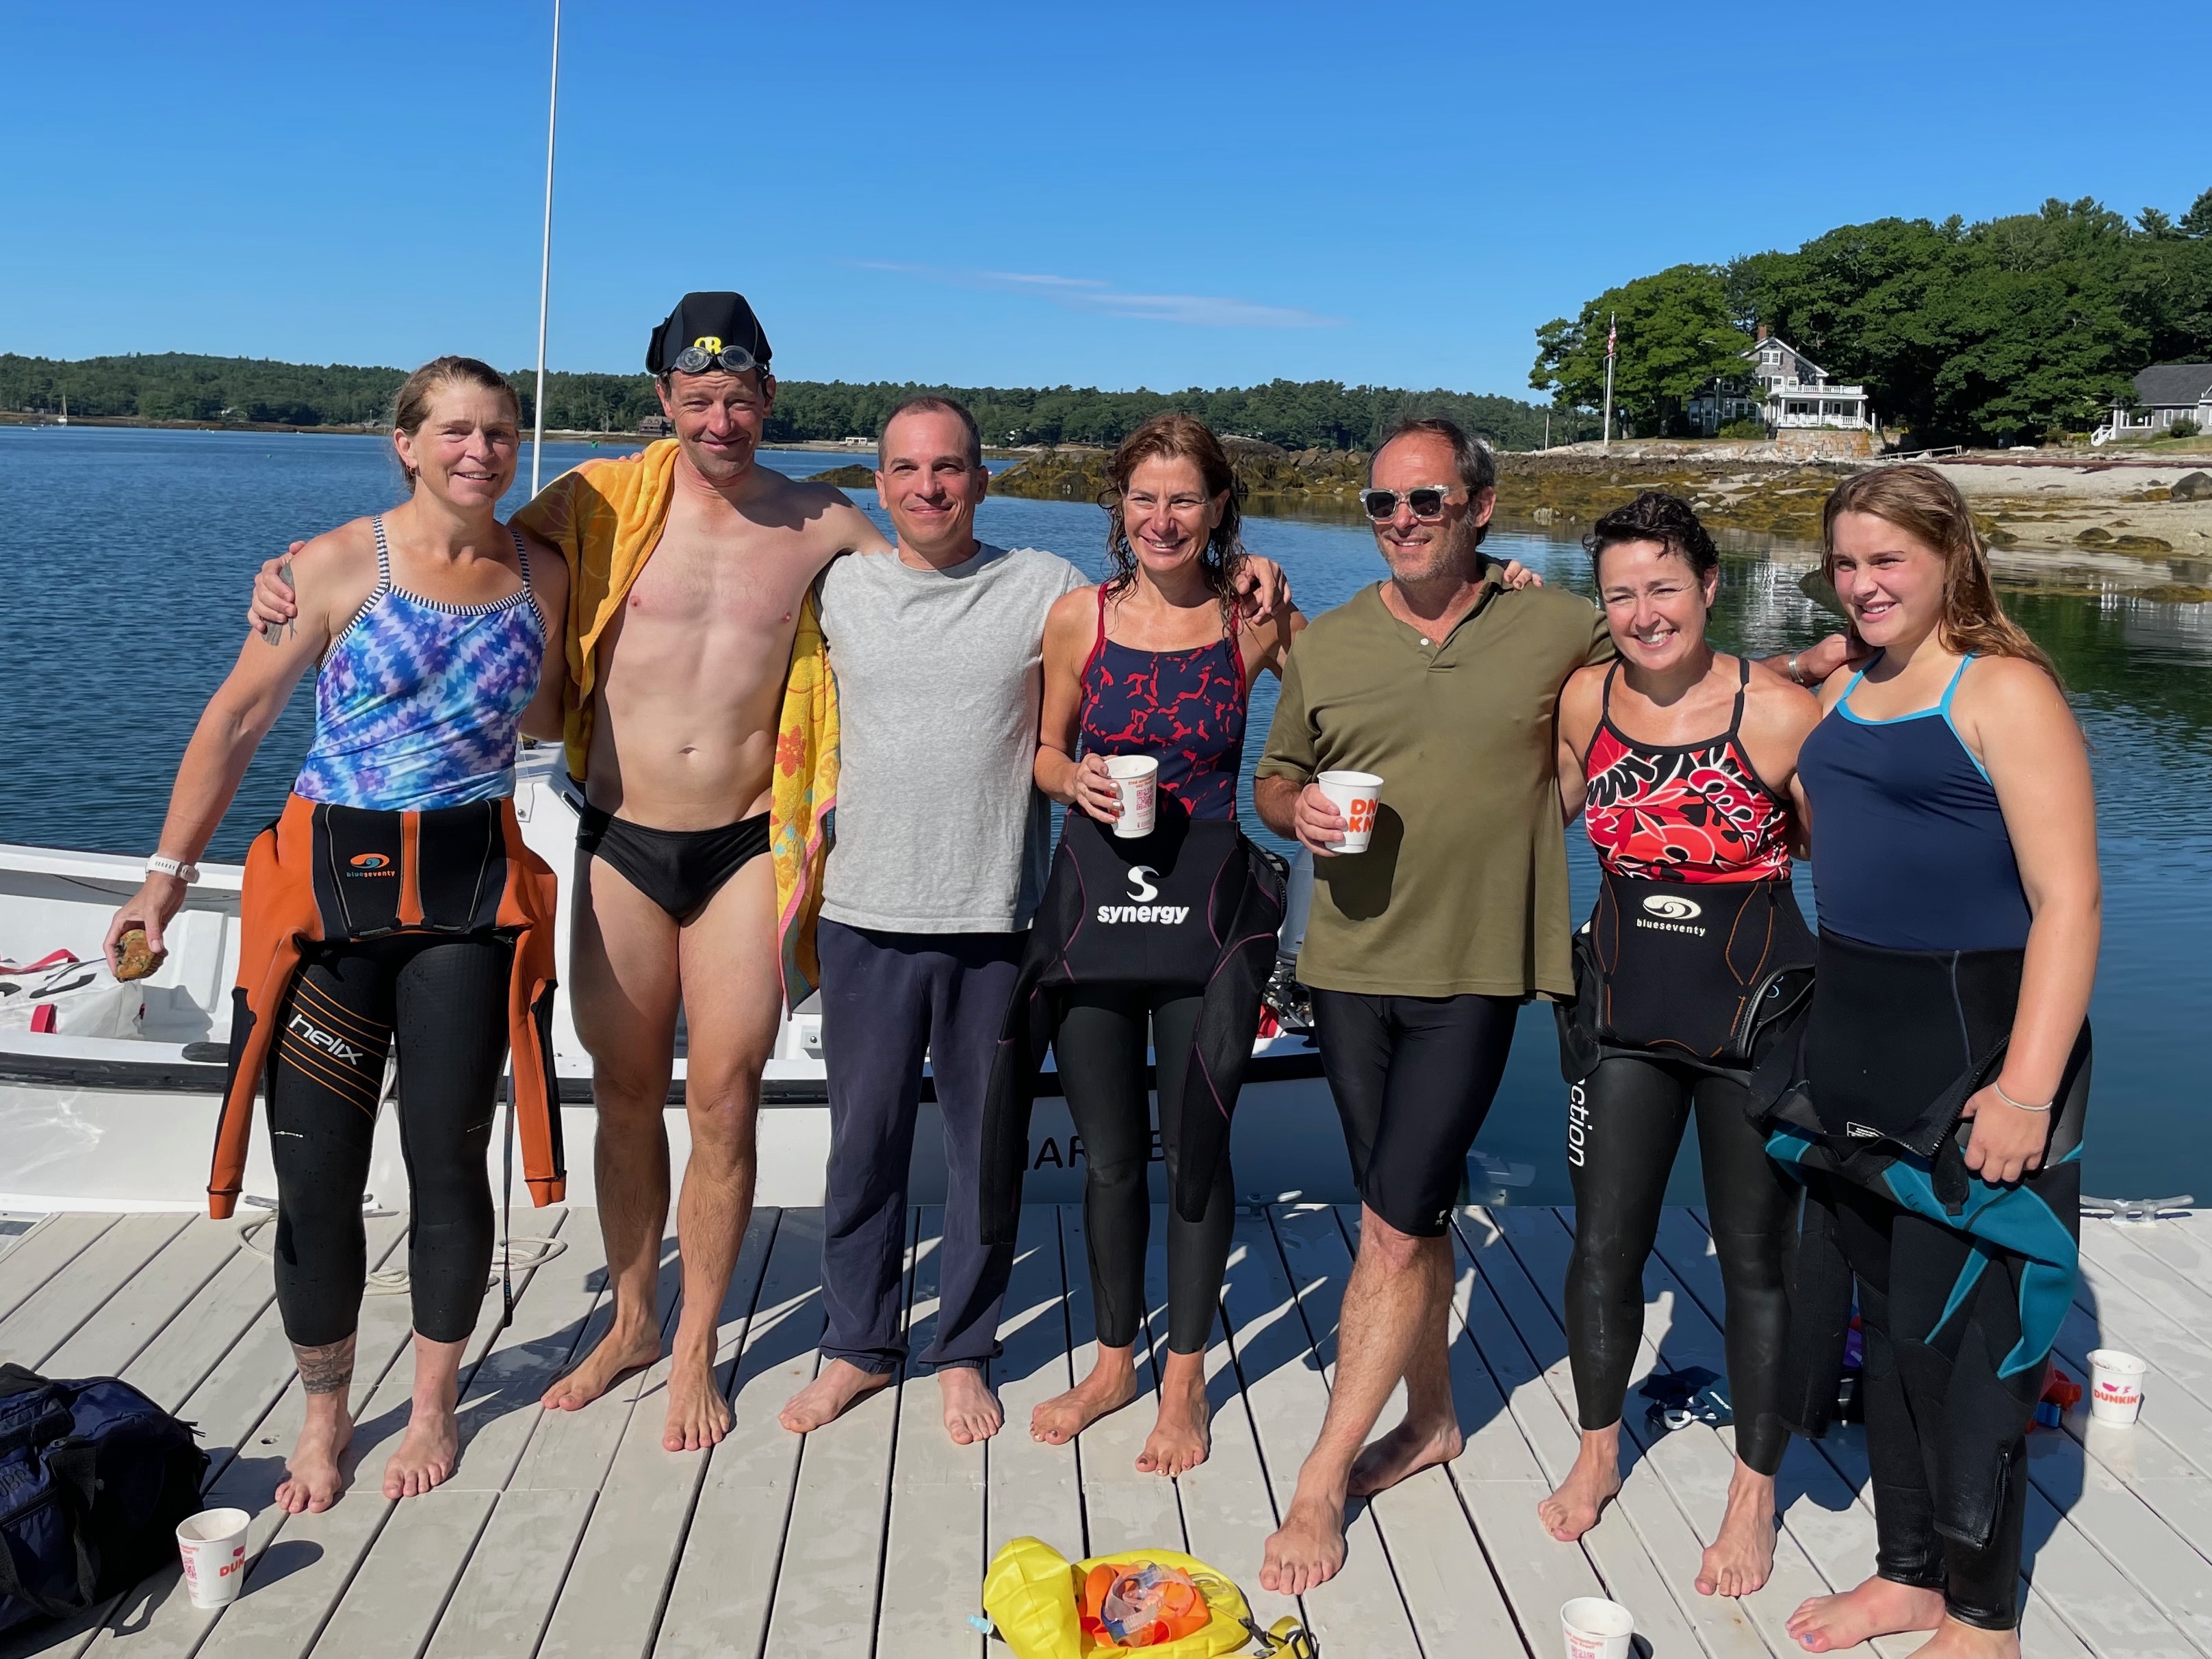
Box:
[1101,413,1246,606]
[1585,491,1719,581]
[1822,465,2058,680]
[390,356,519,489]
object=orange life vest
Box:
[207,792,565,1220]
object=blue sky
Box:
[4,1,2207,399]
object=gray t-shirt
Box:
[816,541,1086,934]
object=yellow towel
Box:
[514,440,838,1009]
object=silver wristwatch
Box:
[146,853,200,884]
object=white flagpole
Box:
[529,0,562,498]
[1601,311,1616,452]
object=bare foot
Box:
[1137,1354,1210,1477]
[1905,1615,2022,1659]
[1348,1413,1462,1498]
[1538,1428,1623,1543]
[1260,1492,1347,1595]
[1030,1354,1139,1445]
[1786,1575,1945,1652]
[275,1405,353,1515]
[1696,1463,1777,1597]
[542,1322,660,1413]
[662,1341,733,1451]
[383,1402,460,1500]
[938,1367,1003,1445]
[779,1358,892,1434]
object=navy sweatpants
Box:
[817,919,1020,1372]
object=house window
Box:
[1761,348,1780,365]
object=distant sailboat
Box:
[57,393,68,427]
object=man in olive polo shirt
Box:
[1253,416,1612,1595]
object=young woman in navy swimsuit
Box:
[1028,414,1304,1475]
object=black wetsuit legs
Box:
[1820,1173,2032,1631]
[1055,987,1235,1356]
[1562,1055,1797,1474]
[267,933,512,1348]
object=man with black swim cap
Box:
[256,290,893,1454]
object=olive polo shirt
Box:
[1257,572,1613,999]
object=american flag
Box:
[1606,317,1617,359]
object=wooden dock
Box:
[4,1203,2211,1659]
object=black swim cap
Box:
[646,292,772,375]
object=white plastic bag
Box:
[0,953,146,1038]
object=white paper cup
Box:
[177,1507,251,1609]
[1316,771,1384,854]
[2087,1348,2146,1425]
[1106,755,1159,839]
[1561,1596,1634,1659]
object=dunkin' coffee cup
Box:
[2087,1349,2147,1424]
[1316,771,1384,853]
[177,1508,251,1609]
[1561,1597,1634,1659]
[1107,755,1159,839]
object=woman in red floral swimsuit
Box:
[1540,492,1825,1602]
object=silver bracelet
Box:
[1992,1079,2054,1113]
[1786,652,1803,686]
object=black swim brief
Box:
[576,801,770,921]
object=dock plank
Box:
[422,1488,593,1659]
[876,1209,986,1659]
[532,1207,775,1659]
[0,1213,192,1369]
[1288,1204,1527,1657]
[1445,1209,1703,1659]
[984,1206,1081,1558]
[0,1216,115,1326]
[1480,1205,1777,1659]
[1158,1211,1304,1636]
[1217,1208,1419,1658]
[38,1218,240,1383]
[651,1209,829,1659]
[306,1488,496,1659]
[1059,1203,1185,1560]
[14,1206,2212,1659]
[506,1230,687,1493]
[193,1209,571,1659]
[760,1209,909,1659]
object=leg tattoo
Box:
[294,1336,357,1396]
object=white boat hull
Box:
[0,750,1346,1216]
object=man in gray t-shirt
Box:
[780,396,1287,1447]
[775,399,1081,1445]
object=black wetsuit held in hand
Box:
[267,932,513,1347]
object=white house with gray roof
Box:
[2097,363,2212,443]
[1689,327,1875,437]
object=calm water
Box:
[3,427,2204,1203]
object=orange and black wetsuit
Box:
[211,521,563,1346]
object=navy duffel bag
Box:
[0,1363,209,1634]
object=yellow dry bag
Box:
[980,1537,1315,1658]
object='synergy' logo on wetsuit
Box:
[287,1011,367,1066]
[1096,864,1189,925]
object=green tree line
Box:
[0,353,1596,453]
[1531,186,2212,446]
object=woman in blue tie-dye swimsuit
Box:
[106,357,571,1517]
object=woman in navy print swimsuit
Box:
[1028,415,1305,1476]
